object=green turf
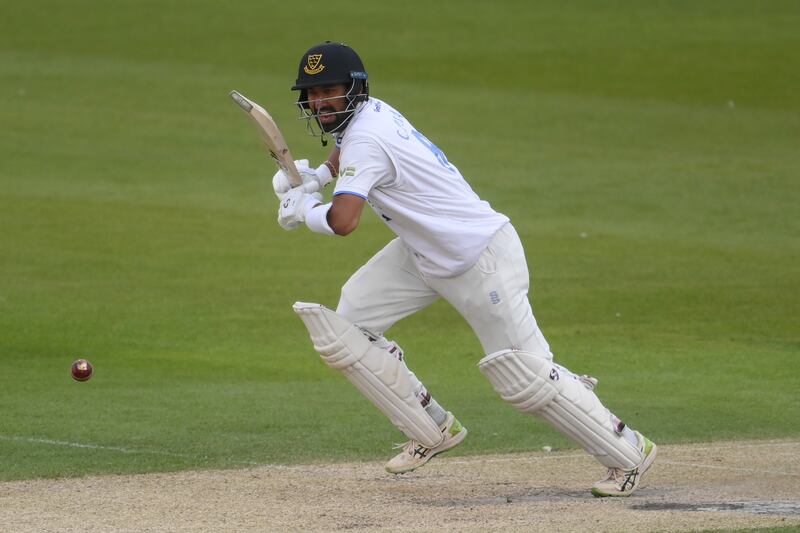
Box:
[1,1,798,480]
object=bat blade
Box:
[229,90,303,187]
[230,90,254,113]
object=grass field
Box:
[1,0,798,482]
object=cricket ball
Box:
[71,359,93,382]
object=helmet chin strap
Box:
[313,110,347,147]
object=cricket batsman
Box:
[272,41,657,497]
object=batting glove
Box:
[277,188,324,231]
[272,159,333,199]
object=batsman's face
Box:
[307,84,348,126]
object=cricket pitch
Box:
[2,439,799,532]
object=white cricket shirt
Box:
[333,98,509,278]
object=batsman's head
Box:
[292,42,369,136]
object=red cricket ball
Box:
[71,359,93,382]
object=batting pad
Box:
[293,302,444,448]
[478,350,642,468]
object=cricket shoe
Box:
[385,412,467,474]
[591,431,657,497]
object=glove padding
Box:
[278,187,324,231]
[272,159,333,199]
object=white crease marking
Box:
[0,435,259,465]
[3,435,796,473]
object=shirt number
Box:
[411,130,456,173]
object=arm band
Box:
[321,160,337,179]
[315,163,334,188]
[305,202,337,236]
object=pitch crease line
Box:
[0,435,257,465]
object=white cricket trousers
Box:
[336,223,553,360]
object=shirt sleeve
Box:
[333,136,395,199]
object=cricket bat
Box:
[229,90,303,187]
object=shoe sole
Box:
[386,428,468,474]
[591,441,658,498]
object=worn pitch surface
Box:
[2,439,798,532]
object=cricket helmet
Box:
[292,42,369,136]
[292,41,369,101]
